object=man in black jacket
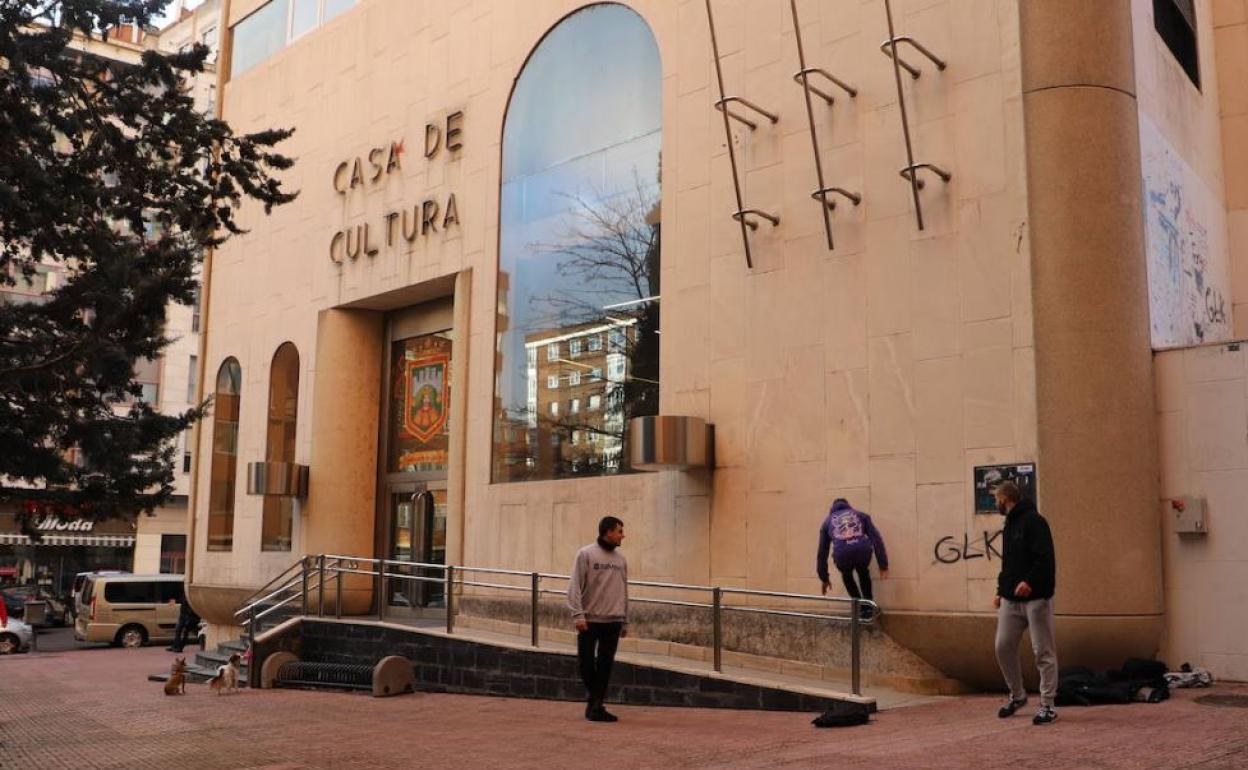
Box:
[993,481,1058,725]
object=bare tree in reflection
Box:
[503,176,661,479]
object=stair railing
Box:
[234,554,879,696]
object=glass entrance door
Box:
[381,325,453,613]
[387,485,446,609]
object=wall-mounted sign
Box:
[973,463,1037,515]
[329,111,464,264]
[35,515,96,532]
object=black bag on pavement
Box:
[811,701,871,728]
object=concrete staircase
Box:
[148,638,249,687]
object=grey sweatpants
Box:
[995,598,1058,708]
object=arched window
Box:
[262,343,299,551]
[207,358,242,551]
[492,4,662,482]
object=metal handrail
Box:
[235,553,880,695]
[237,557,306,611]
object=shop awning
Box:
[0,533,135,548]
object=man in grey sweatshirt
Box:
[567,515,629,722]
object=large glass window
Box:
[492,4,662,483]
[261,343,299,551]
[207,358,241,551]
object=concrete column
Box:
[302,308,384,613]
[1020,1,1163,622]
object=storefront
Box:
[0,512,136,598]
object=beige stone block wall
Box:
[196,0,1034,629]
[133,504,190,575]
[1155,345,1248,680]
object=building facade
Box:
[188,0,1248,686]
[0,9,220,593]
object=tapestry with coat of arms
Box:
[388,333,451,473]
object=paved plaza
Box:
[2,640,1247,769]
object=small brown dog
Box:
[163,657,187,696]
[208,652,241,695]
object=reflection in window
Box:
[261,343,299,551]
[492,4,661,482]
[207,358,241,551]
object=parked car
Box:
[1,590,24,620]
[75,574,186,648]
[0,616,34,654]
[2,585,69,627]
[71,570,129,622]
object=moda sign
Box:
[328,111,464,264]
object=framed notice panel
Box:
[974,463,1037,515]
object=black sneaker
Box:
[588,706,619,723]
[1032,706,1058,725]
[997,696,1028,718]
[584,701,596,720]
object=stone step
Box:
[148,663,249,687]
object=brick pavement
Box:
[2,644,1247,769]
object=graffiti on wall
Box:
[933,530,1004,565]
[1140,114,1232,349]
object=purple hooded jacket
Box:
[816,500,888,582]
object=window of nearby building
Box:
[492,4,662,482]
[191,284,201,332]
[589,394,602,411]
[160,534,187,574]
[1154,0,1200,88]
[550,402,559,416]
[231,0,288,76]
[207,358,241,551]
[547,375,559,389]
[187,355,198,403]
[571,398,580,414]
[133,356,160,404]
[547,343,560,361]
[261,343,299,552]
[200,26,218,62]
[569,371,581,386]
[183,429,192,473]
[591,367,603,381]
[569,338,582,357]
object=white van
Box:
[74,574,185,648]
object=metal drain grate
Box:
[1195,694,1248,709]
[275,661,373,691]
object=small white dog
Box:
[208,652,242,695]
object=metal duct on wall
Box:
[628,416,714,471]
[246,461,310,498]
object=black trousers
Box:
[171,612,198,650]
[577,621,623,705]
[838,564,873,602]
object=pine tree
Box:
[0,1,296,537]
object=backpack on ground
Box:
[811,700,871,728]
